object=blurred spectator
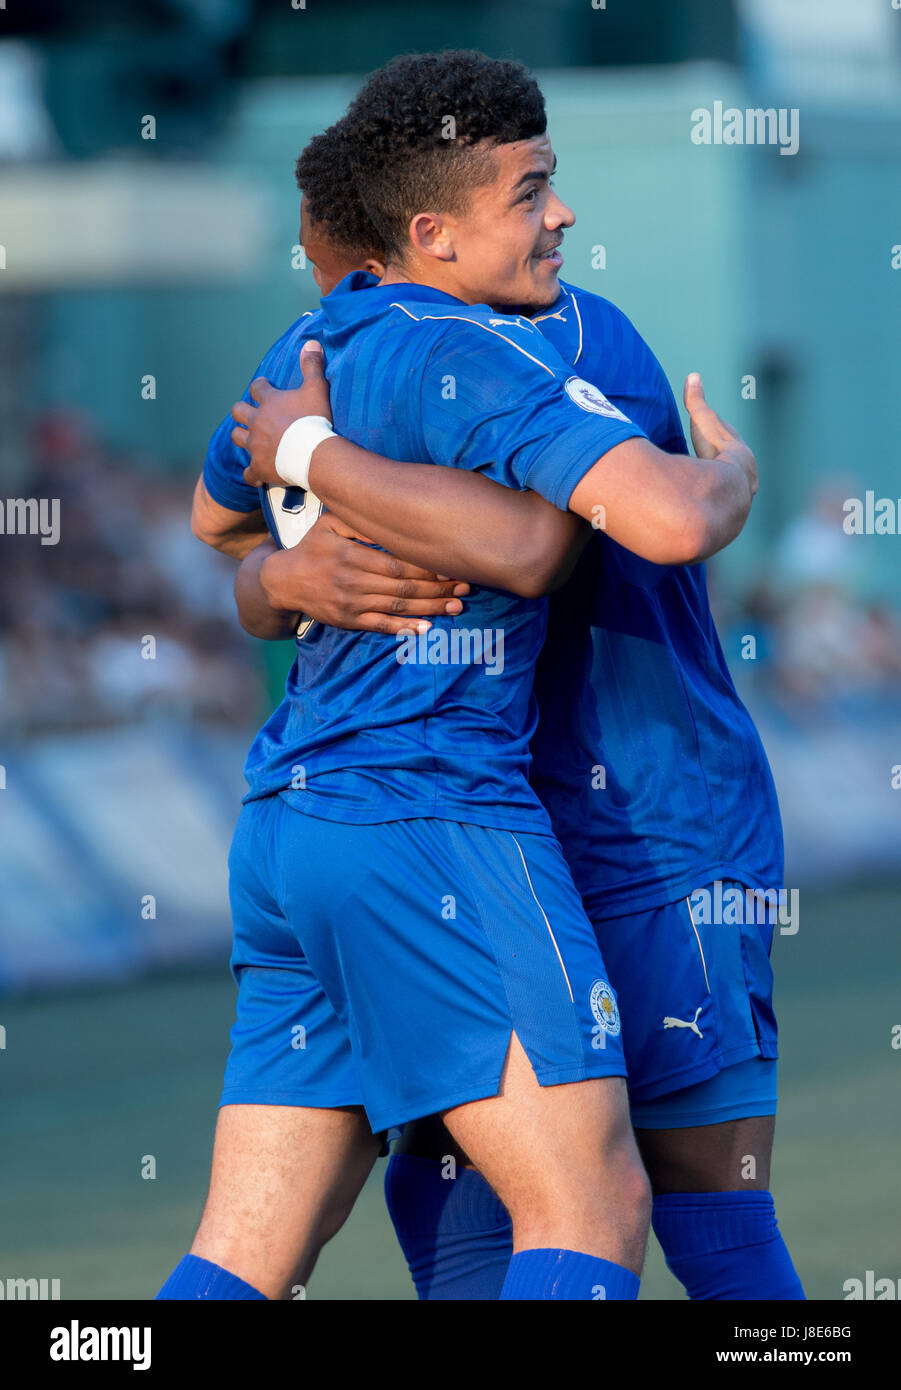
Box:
[718,481,901,714]
[774,480,864,593]
[0,42,60,162]
[0,410,266,735]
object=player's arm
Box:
[237,516,470,638]
[233,343,754,577]
[305,371,755,570]
[231,344,587,597]
[308,447,586,598]
[567,374,757,564]
[190,474,267,559]
[235,537,300,638]
[193,323,309,559]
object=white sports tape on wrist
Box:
[274,415,335,490]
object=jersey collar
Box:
[323,271,468,317]
[530,279,573,322]
[321,270,577,334]
[528,280,584,364]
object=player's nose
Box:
[546,189,575,230]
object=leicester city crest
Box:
[589,979,621,1036]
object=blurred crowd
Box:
[718,482,901,716]
[1,425,899,739]
[0,412,265,734]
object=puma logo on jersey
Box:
[662,1007,704,1039]
[488,317,527,328]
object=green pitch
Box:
[2,878,899,1300]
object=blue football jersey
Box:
[530,282,784,915]
[203,310,323,514]
[202,275,783,908]
[238,273,645,831]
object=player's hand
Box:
[683,373,758,498]
[290,339,332,422]
[231,342,332,488]
[259,512,470,635]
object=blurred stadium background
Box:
[1,0,899,1299]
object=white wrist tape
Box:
[275,415,335,490]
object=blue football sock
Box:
[156,1253,268,1300]
[384,1153,512,1299]
[652,1191,805,1300]
[501,1248,640,1300]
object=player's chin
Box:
[523,261,561,309]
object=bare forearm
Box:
[642,444,754,563]
[684,444,755,560]
[308,436,582,597]
[211,518,268,560]
[191,475,267,559]
[568,439,754,566]
[235,538,299,640]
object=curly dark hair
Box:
[294,121,385,259]
[343,50,547,260]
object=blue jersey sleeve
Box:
[202,313,318,513]
[203,413,261,513]
[419,319,647,510]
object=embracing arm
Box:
[565,371,756,564]
[307,441,588,598]
[234,348,755,581]
[231,343,587,598]
[236,515,473,640]
[274,401,748,581]
[235,537,301,639]
[191,475,267,559]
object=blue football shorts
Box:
[220,794,627,1133]
[590,879,779,1127]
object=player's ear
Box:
[408,211,454,262]
[364,256,387,279]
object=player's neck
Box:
[379,261,553,318]
[379,260,471,305]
